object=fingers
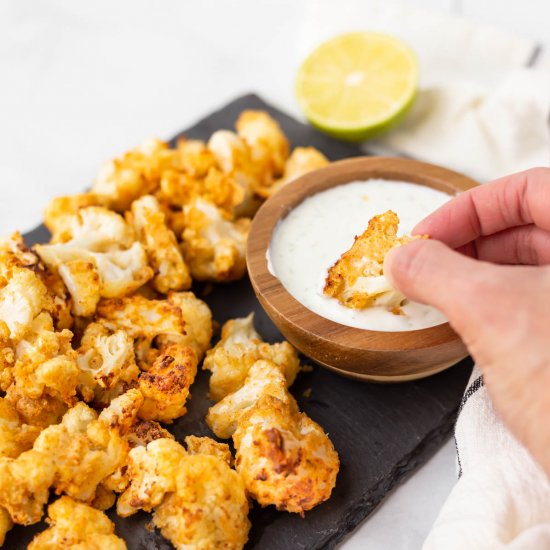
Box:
[461,225,550,265]
[384,239,488,315]
[413,167,550,248]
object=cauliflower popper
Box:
[324,210,426,313]
[0,110,338,549]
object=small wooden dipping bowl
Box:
[247,157,479,382]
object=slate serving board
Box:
[8,94,472,550]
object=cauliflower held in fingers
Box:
[324,210,426,313]
[117,437,250,550]
[138,343,198,423]
[181,197,250,282]
[206,360,290,439]
[130,195,192,293]
[234,394,339,515]
[265,146,329,198]
[28,496,127,550]
[203,313,300,402]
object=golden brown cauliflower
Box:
[234,394,339,515]
[181,197,250,282]
[130,195,191,293]
[96,295,185,340]
[92,138,179,211]
[157,291,213,361]
[44,193,105,243]
[324,210,425,312]
[125,419,174,448]
[76,323,139,405]
[138,343,198,423]
[203,314,300,402]
[235,110,289,193]
[206,359,290,439]
[184,435,232,466]
[0,397,42,458]
[117,437,250,550]
[28,496,127,550]
[265,146,329,198]
[0,507,12,546]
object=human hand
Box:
[384,167,550,475]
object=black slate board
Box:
[8,94,472,550]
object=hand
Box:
[384,167,550,475]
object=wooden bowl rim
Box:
[247,156,479,354]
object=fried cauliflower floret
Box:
[153,453,250,550]
[206,360,290,439]
[0,449,55,525]
[235,110,289,192]
[324,210,425,312]
[265,146,329,198]
[12,312,79,407]
[0,507,12,546]
[125,419,174,448]
[176,138,218,177]
[4,385,67,428]
[44,193,105,243]
[0,322,15,390]
[117,438,250,549]
[0,265,50,342]
[138,343,198,423]
[156,291,213,360]
[28,496,127,550]
[0,397,41,458]
[181,197,250,282]
[207,130,261,217]
[234,394,339,515]
[184,435,232,466]
[77,323,139,404]
[92,138,179,211]
[96,295,185,340]
[130,195,191,293]
[204,314,300,402]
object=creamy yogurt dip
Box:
[267,179,452,332]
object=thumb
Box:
[384,239,488,318]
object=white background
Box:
[1,1,548,548]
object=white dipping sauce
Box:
[268,179,451,332]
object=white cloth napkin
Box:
[301,0,550,181]
[423,367,550,549]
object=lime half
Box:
[295,32,418,141]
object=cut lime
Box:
[295,32,418,141]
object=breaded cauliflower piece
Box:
[96,295,185,340]
[176,138,218,177]
[206,360,290,439]
[156,291,213,360]
[77,323,139,405]
[58,259,101,316]
[207,130,262,217]
[3,385,67,428]
[125,419,174,448]
[181,197,250,282]
[234,394,339,515]
[138,343,198,423]
[0,397,41,458]
[265,146,329,198]
[92,139,179,211]
[28,496,127,550]
[44,193,105,243]
[117,437,250,550]
[130,195,191,293]
[0,448,55,524]
[235,110,289,193]
[12,312,79,407]
[184,435,232,466]
[324,210,425,312]
[0,507,12,546]
[203,314,300,402]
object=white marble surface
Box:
[0,1,548,548]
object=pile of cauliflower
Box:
[0,110,338,550]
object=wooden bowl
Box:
[246,157,479,382]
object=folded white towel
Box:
[423,367,550,549]
[301,0,550,181]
